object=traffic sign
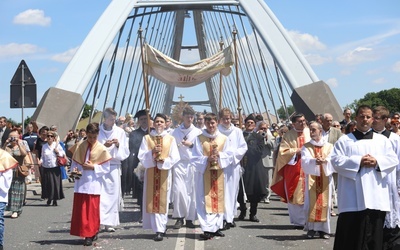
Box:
[9,60,37,109]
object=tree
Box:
[348,88,400,114]
[81,104,93,120]
[277,105,295,120]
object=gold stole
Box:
[71,140,112,165]
[0,149,18,172]
[199,134,226,214]
[292,132,306,205]
[304,142,331,222]
[145,134,174,214]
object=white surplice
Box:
[138,130,180,233]
[98,124,130,227]
[331,132,398,214]
[301,139,335,234]
[376,131,400,229]
[217,124,247,223]
[192,130,233,233]
[170,124,202,221]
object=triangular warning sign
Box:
[10,60,36,85]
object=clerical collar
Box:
[373,128,391,139]
[352,129,373,140]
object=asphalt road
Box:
[4,181,337,249]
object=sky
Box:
[1,0,399,123]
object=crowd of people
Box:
[0,104,400,249]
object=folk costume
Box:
[192,129,232,234]
[138,130,180,234]
[271,127,310,227]
[373,129,400,250]
[301,139,335,236]
[170,124,202,224]
[331,129,399,250]
[217,124,247,225]
[70,140,112,239]
[98,124,130,228]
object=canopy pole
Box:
[233,29,242,127]
[139,28,151,134]
[218,38,224,111]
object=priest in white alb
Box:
[301,121,335,239]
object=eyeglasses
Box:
[47,135,54,138]
[233,124,239,127]
[259,127,268,130]
[333,125,340,128]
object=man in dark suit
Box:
[0,116,11,148]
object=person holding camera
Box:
[2,129,28,219]
[256,121,275,204]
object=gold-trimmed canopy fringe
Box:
[144,43,234,87]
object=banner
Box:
[144,43,234,87]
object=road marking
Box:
[175,227,187,250]
[194,228,204,250]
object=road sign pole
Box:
[21,65,25,134]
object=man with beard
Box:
[331,105,398,250]
[271,113,310,228]
[237,115,266,223]
[170,107,202,229]
[218,108,247,229]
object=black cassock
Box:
[241,131,268,201]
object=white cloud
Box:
[13,9,51,26]
[304,54,332,66]
[51,47,78,63]
[393,61,400,73]
[336,46,379,65]
[326,78,339,88]
[373,77,386,84]
[288,30,327,53]
[0,43,43,59]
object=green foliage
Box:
[81,104,93,119]
[349,88,400,114]
[277,105,295,120]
